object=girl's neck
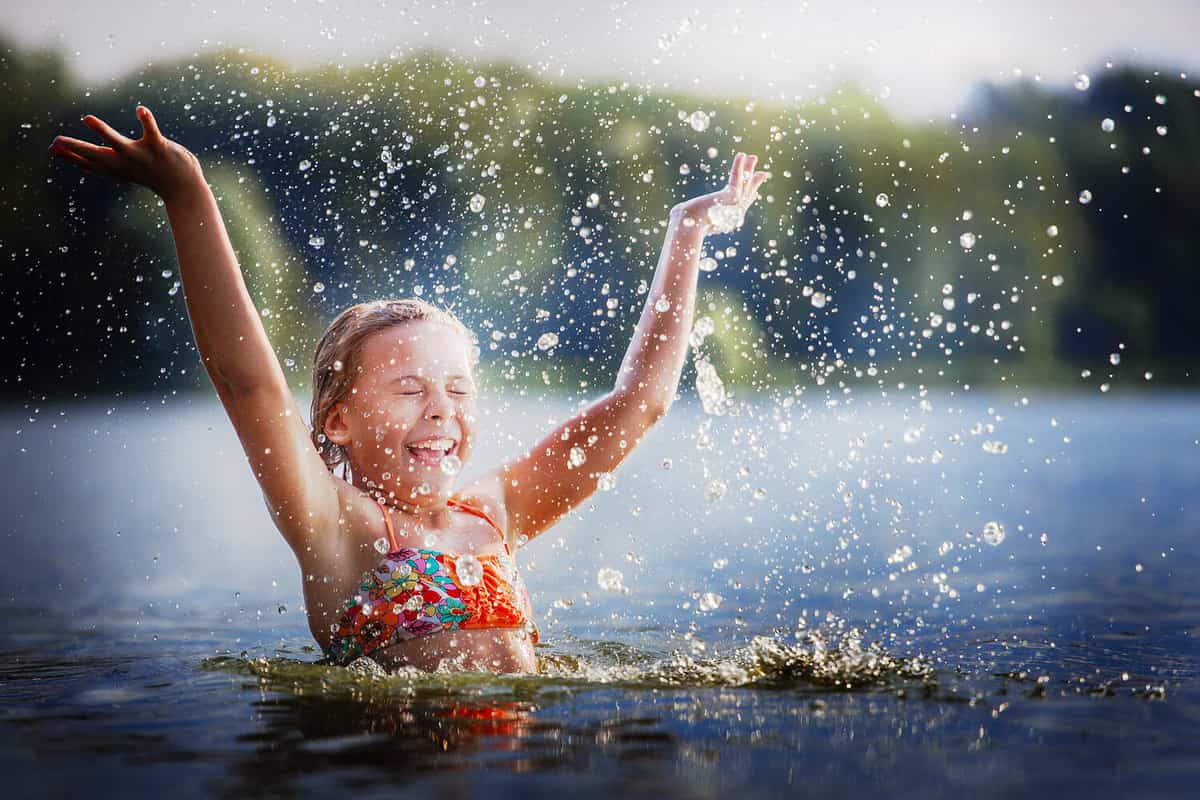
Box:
[356,472,455,525]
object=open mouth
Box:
[405,437,458,466]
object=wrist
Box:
[160,170,211,211]
[669,203,710,235]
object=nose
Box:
[424,387,455,421]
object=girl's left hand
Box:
[671,152,769,233]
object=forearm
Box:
[164,175,285,393]
[614,206,709,411]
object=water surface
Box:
[2,392,1197,797]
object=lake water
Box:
[2,390,1197,797]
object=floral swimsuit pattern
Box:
[326,498,537,665]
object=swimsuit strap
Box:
[378,501,400,551]
[447,496,511,554]
[376,496,508,554]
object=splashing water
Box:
[981,521,1006,546]
[687,110,711,132]
[455,553,483,586]
[596,567,626,593]
[694,356,730,416]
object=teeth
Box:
[409,438,455,451]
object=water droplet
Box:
[875,193,889,208]
[312,281,326,294]
[1109,352,1121,366]
[1156,125,1168,136]
[1073,73,1091,91]
[981,440,1008,455]
[699,256,718,272]
[596,472,615,491]
[536,332,559,350]
[1155,94,1167,105]
[694,356,729,415]
[810,291,828,309]
[597,567,626,592]
[1078,189,1093,204]
[698,592,723,611]
[440,454,462,475]
[332,360,344,372]
[455,553,483,586]
[568,446,587,468]
[1100,118,1115,133]
[1046,225,1059,237]
[959,232,977,250]
[586,192,600,208]
[654,297,672,312]
[706,203,742,233]
[981,521,1006,546]
[712,558,728,569]
[298,159,312,171]
[266,113,276,128]
[705,479,727,502]
[687,110,710,132]
[374,537,390,554]
[468,193,486,213]
[308,235,325,249]
[277,604,287,614]
[1051,275,1065,287]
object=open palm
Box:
[48,106,203,201]
[673,152,769,234]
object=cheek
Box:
[362,403,418,440]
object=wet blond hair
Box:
[309,298,477,477]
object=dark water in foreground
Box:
[2,392,1198,797]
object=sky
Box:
[3,0,1197,119]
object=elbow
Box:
[611,383,674,424]
[644,394,674,424]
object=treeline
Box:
[2,37,1197,401]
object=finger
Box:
[741,155,758,194]
[83,114,133,150]
[51,135,115,161]
[136,105,164,142]
[747,171,769,202]
[51,145,98,172]
[727,152,744,188]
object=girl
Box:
[49,105,769,674]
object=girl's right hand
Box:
[48,105,204,202]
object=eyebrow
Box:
[389,374,473,382]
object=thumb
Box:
[137,105,164,142]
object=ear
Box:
[323,403,353,446]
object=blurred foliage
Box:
[2,37,1197,401]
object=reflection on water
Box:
[1,393,1199,796]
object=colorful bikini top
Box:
[326,496,538,665]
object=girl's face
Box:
[327,319,478,500]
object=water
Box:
[2,392,1198,797]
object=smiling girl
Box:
[49,105,769,673]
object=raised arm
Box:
[492,153,769,543]
[49,107,340,547]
